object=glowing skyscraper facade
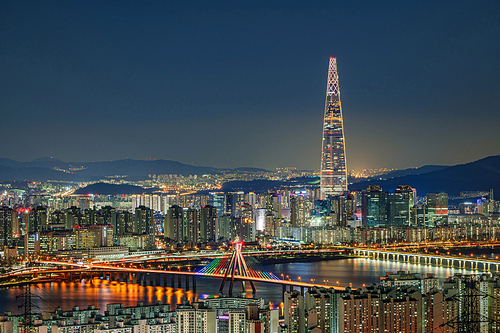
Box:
[320,57,348,198]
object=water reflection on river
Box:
[0,258,473,314]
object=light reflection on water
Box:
[0,258,474,314]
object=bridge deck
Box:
[1,261,346,291]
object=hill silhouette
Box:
[374,165,449,179]
[0,158,268,181]
[349,155,500,196]
[0,155,499,198]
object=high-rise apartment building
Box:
[226,192,245,217]
[116,211,133,236]
[101,206,117,233]
[284,290,305,333]
[320,57,348,199]
[75,225,113,249]
[200,205,217,242]
[0,206,13,247]
[134,206,155,235]
[165,205,184,242]
[304,289,334,333]
[339,292,380,332]
[290,191,310,228]
[328,193,354,227]
[185,208,200,242]
[177,306,216,333]
[32,206,48,232]
[65,206,81,229]
[132,194,163,212]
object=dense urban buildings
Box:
[0,297,278,333]
[281,272,500,333]
[2,177,499,332]
[1,183,499,260]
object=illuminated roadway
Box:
[101,248,347,264]
[11,245,497,290]
[0,260,347,291]
[7,245,499,290]
[10,245,498,290]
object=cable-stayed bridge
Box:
[197,257,281,280]
[0,243,346,296]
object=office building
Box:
[426,193,448,226]
[362,186,387,227]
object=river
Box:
[0,257,474,314]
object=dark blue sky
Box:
[1,0,499,171]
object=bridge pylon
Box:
[219,240,256,296]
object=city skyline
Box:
[1,1,499,172]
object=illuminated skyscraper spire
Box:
[320,57,348,198]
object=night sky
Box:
[1,1,499,171]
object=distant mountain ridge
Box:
[374,165,449,179]
[349,155,500,196]
[348,165,449,184]
[202,156,500,197]
[0,157,268,182]
[2,156,500,197]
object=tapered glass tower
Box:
[320,57,348,199]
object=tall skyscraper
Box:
[320,57,348,199]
